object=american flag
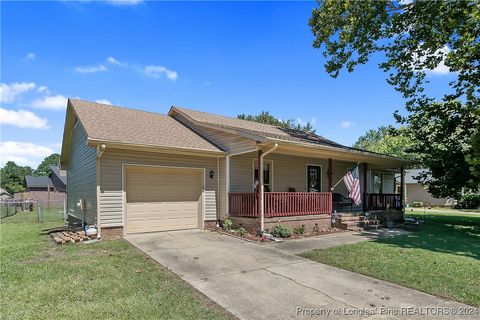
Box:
[343,164,361,206]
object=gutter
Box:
[259,143,278,232]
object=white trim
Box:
[305,163,323,192]
[252,158,274,192]
[217,157,220,221]
[226,156,230,216]
[121,163,206,236]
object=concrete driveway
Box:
[127,230,475,320]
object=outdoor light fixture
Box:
[209,170,215,179]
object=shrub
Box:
[271,224,292,238]
[293,225,305,235]
[457,194,480,209]
[412,201,424,208]
[223,218,233,231]
[236,227,246,237]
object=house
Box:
[403,169,451,207]
[0,188,13,200]
[17,174,66,203]
[60,99,411,238]
[49,165,67,192]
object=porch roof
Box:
[171,106,413,168]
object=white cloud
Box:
[37,86,49,93]
[340,121,353,128]
[106,56,124,66]
[144,65,178,81]
[95,99,112,105]
[32,95,68,110]
[0,108,49,129]
[296,117,317,127]
[419,45,452,75]
[0,82,36,103]
[0,141,54,167]
[106,0,143,5]
[25,52,36,60]
[75,64,107,73]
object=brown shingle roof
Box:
[172,106,348,149]
[69,99,224,153]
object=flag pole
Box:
[330,162,360,191]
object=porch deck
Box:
[228,192,402,218]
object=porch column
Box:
[257,150,263,218]
[362,162,368,212]
[400,167,405,210]
[327,158,333,191]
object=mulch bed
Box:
[208,227,348,243]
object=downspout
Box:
[226,155,230,217]
[260,143,278,232]
[96,144,106,238]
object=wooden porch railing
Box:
[228,192,332,218]
[367,193,402,210]
[228,192,258,217]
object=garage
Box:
[125,166,203,234]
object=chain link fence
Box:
[0,199,66,224]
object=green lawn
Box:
[0,212,234,320]
[301,209,480,306]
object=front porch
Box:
[227,191,404,233]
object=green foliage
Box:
[353,125,418,160]
[0,161,33,194]
[293,225,305,235]
[310,0,480,198]
[457,194,480,209]
[238,111,316,133]
[236,227,247,237]
[223,218,233,231]
[270,224,292,238]
[35,153,60,176]
[412,202,424,208]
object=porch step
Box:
[337,216,365,222]
[338,219,382,231]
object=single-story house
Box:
[16,174,66,203]
[60,99,411,238]
[403,169,452,206]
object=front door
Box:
[307,165,321,192]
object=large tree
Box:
[0,161,33,194]
[238,111,316,133]
[35,153,60,176]
[309,0,479,198]
[353,125,418,160]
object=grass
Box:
[300,209,480,306]
[0,212,234,320]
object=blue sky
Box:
[1,0,454,168]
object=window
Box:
[373,172,383,194]
[253,160,272,192]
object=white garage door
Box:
[126,166,202,234]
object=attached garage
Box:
[125,166,204,234]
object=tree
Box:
[35,153,60,176]
[309,0,480,197]
[0,161,33,194]
[353,126,418,160]
[238,111,316,133]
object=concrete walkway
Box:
[127,230,476,320]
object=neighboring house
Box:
[60,99,411,237]
[16,175,66,203]
[402,169,451,206]
[0,188,13,200]
[49,165,67,192]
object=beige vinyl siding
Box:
[99,148,218,227]
[229,153,360,194]
[66,122,97,224]
[172,112,255,154]
[204,191,216,221]
[218,157,227,219]
[406,184,449,206]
